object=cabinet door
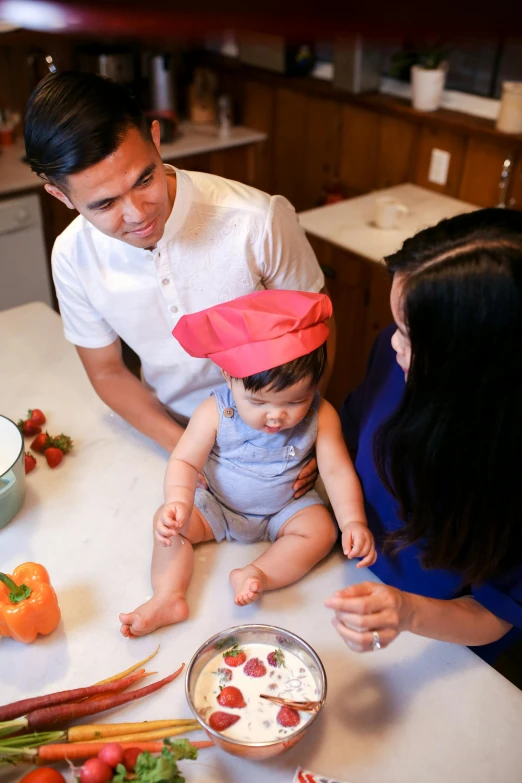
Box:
[507,154,522,210]
[303,96,342,209]
[243,80,276,193]
[414,126,466,197]
[339,105,380,195]
[459,137,518,207]
[364,263,393,362]
[375,116,419,189]
[307,234,372,410]
[273,87,309,210]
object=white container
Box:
[372,196,408,230]
[0,415,25,530]
[496,82,522,134]
[411,64,447,112]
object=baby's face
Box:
[228,376,317,434]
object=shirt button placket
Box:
[155,248,180,319]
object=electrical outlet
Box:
[428,148,451,186]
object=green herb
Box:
[112,740,198,783]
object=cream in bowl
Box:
[186,624,326,760]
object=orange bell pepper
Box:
[0,562,61,643]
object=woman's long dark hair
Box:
[375,208,522,584]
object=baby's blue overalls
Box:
[194,384,325,542]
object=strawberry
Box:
[243,657,267,678]
[31,432,52,453]
[17,419,42,437]
[44,447,63,468]
[217,686,246,709]
[24,453,36,474]
[276,705,300,728]
[50,433,73,454]
[223,644,247,667]
[27,409,46,426]
[217,667,232,685]
[267,648,285,668]
[209,711,241,732]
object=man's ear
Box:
[44,183,75,210]
[151,119,161,153]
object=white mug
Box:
[373,197,408,230]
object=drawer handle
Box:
[320,264,336,280]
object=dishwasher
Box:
[0,193,54,311]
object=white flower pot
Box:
[411,65,447,112]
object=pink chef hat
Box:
[172,290,331,378]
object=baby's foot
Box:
[119,592,189,637]
[229,565,267,606]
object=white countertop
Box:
[2,302,522,783]
[0,123,266,198]
[299,184,479,263]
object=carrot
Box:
[80,725,200,743]
[83,670,156,704]
[37,739,213,761]
[27,665,185,729]
[95,646,160,685]
[67,719,197,743]
[0,670,151,723]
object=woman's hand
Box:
[292,456,318,498]
[324,582,414,652]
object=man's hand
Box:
[154,501,191,546]
[341,521,377,568]
[292,456,318,498]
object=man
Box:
[25,72,332,491]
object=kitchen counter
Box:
[2,302,522,783]
[0,123,266,198]
[299,183,479,263]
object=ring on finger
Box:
[372,630,382,651]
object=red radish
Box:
[79,758,112,783]
[19,769,65,783]
[122,747,142,772]
[97,743,124,768]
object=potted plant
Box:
[391,43,450,112]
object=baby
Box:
[120,290,376,637]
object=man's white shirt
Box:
[52,167,325,424]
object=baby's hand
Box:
[154,501,191,547]
[341,521,377,568]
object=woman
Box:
[326,208,522,663]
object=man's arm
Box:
[76,339,183,453]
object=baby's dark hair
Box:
[238,343,327,393]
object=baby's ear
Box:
[222,370,232,388]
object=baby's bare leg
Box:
[230,505,337,606]
[119,507,214,636]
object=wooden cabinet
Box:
[459,137,517,207]
[306,234,392,410]
[339,105,380,195]
[415,126,466,197]
[303,97,342,208]
[242,80,276,193]
[273,88,309,210]
[375,116,419,189]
